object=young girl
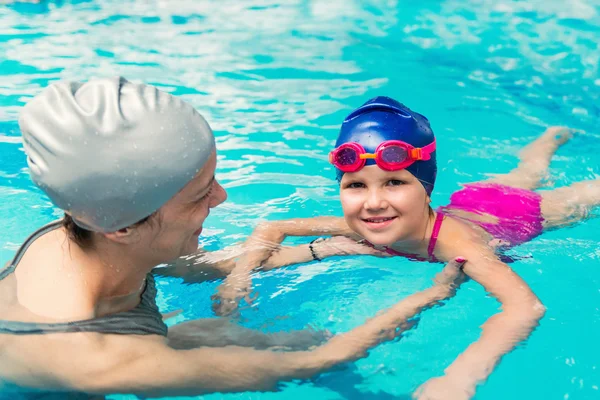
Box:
[212,97,600,399]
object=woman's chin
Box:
[182,239,200,257]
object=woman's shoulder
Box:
[6,220,66,270]
[13,227,68,271]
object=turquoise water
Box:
[1,0,599,399]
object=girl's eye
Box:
[387,179,405,186]
[346,182,365,189]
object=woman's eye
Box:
[197,186,214,203]
[387,179,405,186]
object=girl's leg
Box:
[483,127,573,190]
[541,179,600,230]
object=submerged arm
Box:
[415,251,545,399]
[14,261,464,397]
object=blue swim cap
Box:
[334,96,437,195]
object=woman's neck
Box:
[77,236,154,302]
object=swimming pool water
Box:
[1,0,599,399]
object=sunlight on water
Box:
[0,0,599,399]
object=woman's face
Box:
[339,166,430,246]
[136,151,227,262]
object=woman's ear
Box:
[102,212,158,245]
[103,226,141,245]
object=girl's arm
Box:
[153,248,238,283]
[415,249,545,400]
[212,217,372,316]
[154,235,382,285]
[259,235,388,270]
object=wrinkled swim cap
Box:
[335,96,437,195]
[19,76,215,232]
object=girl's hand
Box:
[212,224,283,316]
[413,375,474,400]
[211,275,252,317]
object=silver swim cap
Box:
[19,76,215,232]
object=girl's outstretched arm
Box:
[212,217,377,316]
[154,235,381,285]
[414,249,545,400]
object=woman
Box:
[0,77,465,397]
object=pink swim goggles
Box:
[329,139,436,173]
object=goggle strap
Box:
[411,139,437,161]
[410,148,422,160]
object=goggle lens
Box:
[380,145,408,164]
[336,147,359,166]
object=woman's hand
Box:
[413,375,474,400]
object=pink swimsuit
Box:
[444,183,544,246]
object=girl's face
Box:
[339,165,431,246]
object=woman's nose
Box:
[210,180,227,207]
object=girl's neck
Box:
[388,209,438,256]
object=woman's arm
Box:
[415,250,545,400]
[13,260,465,397]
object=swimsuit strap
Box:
[427,211,444,260]
[0,219,168,336]
[359,212,445,262]
[0,219,63,280]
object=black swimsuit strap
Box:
[0,221,167,336]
